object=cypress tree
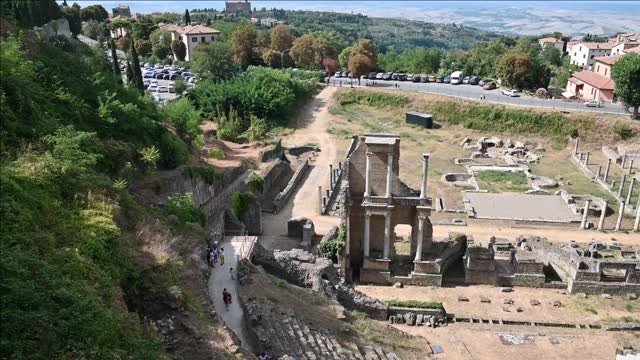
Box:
[184,9,191,25]
[125,60,134,85]
[110,38,121,84]
[129,36,144,90]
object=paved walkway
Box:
[207,236,256,352]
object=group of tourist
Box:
[207,242,225,267]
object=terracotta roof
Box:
[159,23,220,34]
[594,55,622,66]
[573,70,615,90]
[539,37,563,43]
[579,42,615,50]
[182,24,220,34]
[625,46,640,54]
[568,77,584,85]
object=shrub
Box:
[248,173,265,193]
[164,98,202,147]
[384,300,445,310]
[208,148,225,159]
[182,166,220,185]
[239,115,269,142]
[166,193,206,226]
[231,191,256,219]
[337,90,410,108]
[319,223,346,262]
[158,131,189,169]
[614,123,633,140]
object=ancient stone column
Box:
[634,207,640,233]
[386,152,394,198]
[597,200,607,230]
[627,177,636,204]
[420,154,430,199]
[628,160,635,175]
[580,200,590,229]
[383,212,391,260]
[329,164,334,188]
[364,213,371,257]
[573,137,580,157]
[364,151,373,197]
[584,152,590,166]
[604,159,612,183]
[414,215,425,262]
[318,186,323,214]
[618,174,627,197]
[615,202,626,231]
[595,165,602,180]
[622,154,627,169]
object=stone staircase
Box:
[265,311,401,360]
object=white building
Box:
[569,42,615,69]
[160,24,221,61]
[538,37,564,52]
[612,41,640,56]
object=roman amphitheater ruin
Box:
[318,133,640,295]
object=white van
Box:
[450,71,463,85]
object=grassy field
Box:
[475,170,530,192]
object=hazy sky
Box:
[68,1,640,35]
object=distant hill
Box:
[265,10,503,52]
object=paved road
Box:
[207,236,256,352]
[330,77,630,115]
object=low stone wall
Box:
[273,159,310,214]
[568,280,640,295]
[388,306,445,318]
[513,273,546,287]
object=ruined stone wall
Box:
[513,273,546,287]
[568,280,640,295]
[273,159,310,213]
[347,140,408,197]
[259,158,291,209]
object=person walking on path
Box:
[222,288,232,311]
[219,247,225,265]
[230,267,235,280]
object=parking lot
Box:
[329,76,628,115]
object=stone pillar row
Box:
[597,200,607,230]
[364,151,372,197]
[580,200,590,229]
[386,152,394,198]
[420,154,430,199]
[414,215,425,261]
[363,213,370,257]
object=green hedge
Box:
[385,299,445,310]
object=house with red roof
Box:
[569,42,615,69]
[160,23,221,61]
[565,55,621,102]
[538,37,564,52]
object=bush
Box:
[208,148,225,159]
[231,191,256,219]
[166,193,206,226]
[319,223,346,262]
[384,299,445,310]
[614,123,633,140]
[248,173,264,193]
[158,131,189,169]
[164,98,202,147]
[182,166,220,185]
[337,90,410,108]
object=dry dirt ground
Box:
[357,285,640,359]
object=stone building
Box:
[225,0,251,15]
[330,134,463,285]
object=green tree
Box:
[173,78,187,94]
[270,24,294,53]
[129,36,144,90]
[290,35,316,69]
[149,28,172,48]
[109,37,121,83]
[80,4,108,22]
[338,46,352,70]
[184,9,191,25]
[312,36,337,67]
[134,39,152,57]
[62,3,82,37]
[171,39,186,61]
[132,17,157,40]
[232,22,257,69]
[2,0,63,28]
[152,42,171,59]
[541,46,562,67]
[164,98,202,146]
[348,53,374,83]
[496,53,531,89]
[82,19,108,40]
[351,39,378,68]
[612,53,640,119]
[192,42,238,81]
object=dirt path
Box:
[261,87,342,244]
[207,236,256,352]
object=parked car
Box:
[154,73,165,79]
[398,73,407,81]
[469,76,480,85]
[406,74,414,81]
[182,72,193,78]
[479,79,486,86]
[584,100,603,108]
[383,72,392,80]
[420,75,429,83]
[147,85,159,92]
[150,79,159,85]
[188,77,197,84]
[154,64,163,69]
[168,84,175,93]
[344,71,352,78]
[143,71,154,78]
[368,72,378,79]
[502,89,520,97]
[436,76,443,83]
[157,85,169,93]
[462,76,470,84]
[483,82,496,90]
[429,75,437,82]
[144,63,151,68]
[376,72,384,79]
[443,76,452,83]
